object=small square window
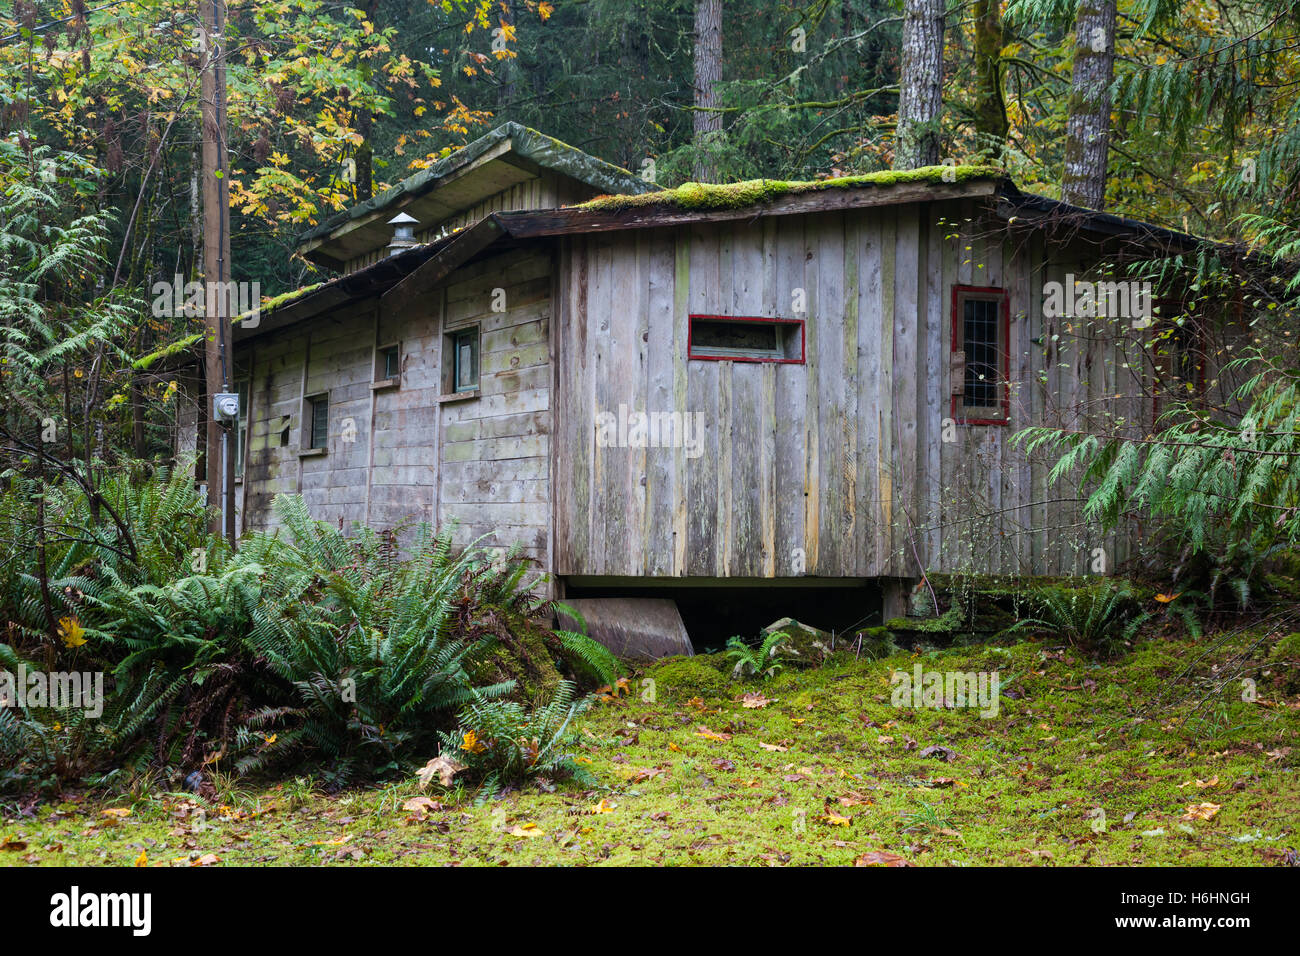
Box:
[375,344,400,384]
[305,394,328,450]
[951,287,1008,424]
[446,326,479,394]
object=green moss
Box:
[1269,633,1300,694]
[132,281,328,371]
[576,165,1003,214]
[647,655,732,698]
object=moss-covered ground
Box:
[3,630,1296,867]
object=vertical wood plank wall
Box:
[240,247,554,571]
[554,202,1147,579]
[240,198,1153,582]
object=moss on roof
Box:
[132,281,327,370]
[574,165,1004,213]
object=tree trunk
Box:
[972,0,1008,153]
[1061,0,1116,209]
[894,0,945,169]
[692,0,722,182]
[352,0,380,201]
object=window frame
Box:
[686,314,805,364]
[373,342,401,388]
[304,392,329,452]
[443,325,480,395]
[950,285,1011,426]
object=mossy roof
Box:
[132,281,326,371]
[296,122,655,251]
[572,165,1004,214]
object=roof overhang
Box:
[295,122,655,270]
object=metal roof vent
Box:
[386,212,419,256]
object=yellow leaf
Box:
[1181,802,1221,821]
[461,729,487,754]
[591,799,616,813]
[508,822,544,838]
[134,850,148,867]
[57,616,86,648]
[101,808,131,819]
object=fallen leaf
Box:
[134,849,147,867]
[508,823,544,838]
[416,754,466,789]
[1181,802,1221,821]
[402,796,443,818]
[694,725,732,741]
[919,745,959,762]
[0,837,27,852]
[740,693,771,709]
[758,742,788,752]
[191,853,221,866]
[100,808,131,819]
[855,850,913,867]
[57,616,86,648]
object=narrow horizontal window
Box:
[687,315,804,363]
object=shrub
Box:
[1003,582,1148,656]
[726,631,793,679]
[435,680,594,800]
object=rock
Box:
[760,617,834,663]
[557,598,693,661]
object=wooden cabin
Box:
[180,123,1239,645]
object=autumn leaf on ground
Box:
[855,850,913,867]
[0,836,27,852]
[1154,592,1181,603]
[667,742,682,752]
[134,849,147,867]
[402,796,443,819]
[416,754,466,789]
[191,853,221,866]
[1177,776,1219,789]
[838,792,872,807]
[310,835,353,846]
[817,809,852,827]
[1181,802,1221,821]
[740,693,771,709]
[758,741,788,752]
[695,725,732,741]
[590,799,617,814]
[616,766,664,783]
[508,823,544,838]
[100,808,130,819]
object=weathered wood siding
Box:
[553,203,1150,580]
[238,247,554,572]
[436,247,553,566]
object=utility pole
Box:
[200,0,235,544]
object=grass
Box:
[3,630,1297,867]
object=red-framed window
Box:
[950,285,1010,425]
[687,314,805,364]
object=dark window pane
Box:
[454,330,478,391]
[962,296,1001,411]
[310,398,328,448]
